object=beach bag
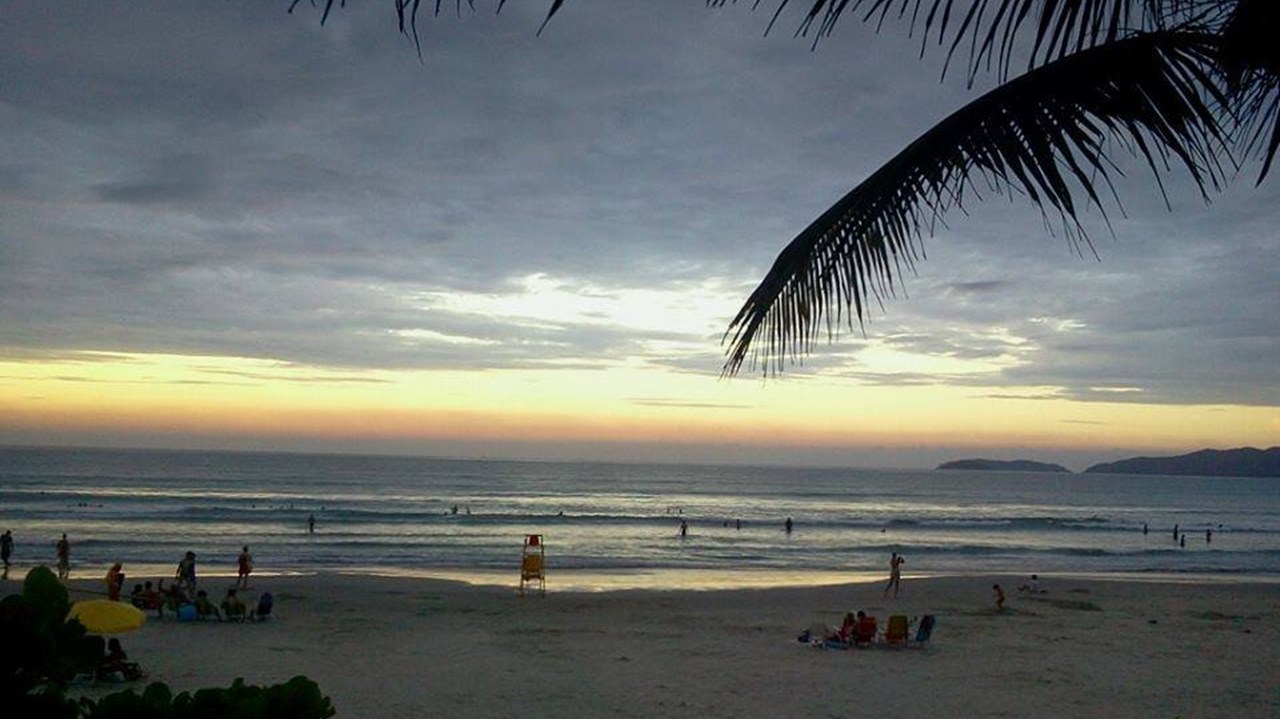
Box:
[255,592,274,620]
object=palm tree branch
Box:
[721,29,1226,376]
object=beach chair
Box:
[883,614,910,646]
[252,592,274,622]
[852,615,878,647]
[908,614,935,648]
[518,534,545,597]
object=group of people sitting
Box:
[96,637,144,682]
[129,579,273,622]
[799,610,934,649]
[826,610,882,647]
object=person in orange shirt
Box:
[105,562,124,601]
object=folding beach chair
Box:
[883,614,910,646]
[852,615,878,647]
[908,614,935,648]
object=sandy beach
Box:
[21,571,1274,718]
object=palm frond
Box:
[721,30,1227,376]
[762,1,1188,79]
[1217,0,1280,181]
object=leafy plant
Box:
[3,568,335,719]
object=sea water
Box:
[1,447,1277,589]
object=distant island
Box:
[937,458,1071,473]
[1084,447,1280,478]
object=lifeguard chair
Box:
[518,534,545,597]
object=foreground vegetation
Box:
[1,567,334,719]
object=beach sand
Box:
[34,573,1280,718]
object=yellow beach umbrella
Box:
[67,599,146,634]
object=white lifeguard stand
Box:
[518,534,546,597]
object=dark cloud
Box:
[0,0,1276,411]
[93,153,215,205]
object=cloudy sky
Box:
[2,1,1277,469]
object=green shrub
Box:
[79,677,334,719]
[3,569,335,719]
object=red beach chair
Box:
[853,615,878,646]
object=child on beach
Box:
[237,546,254,587]
[221,588,247,622]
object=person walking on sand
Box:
[1,530,12,579]
[884,552,905,598]
[784,517,793,534]
[679,520,688,538]
[56,533,71,581]
[237,546,253,588]
[308,514,316,534]
[105,562,124,601]
[993,583,1006,611]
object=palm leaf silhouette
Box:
[722,29,1226,375]
[291,1,1273,374]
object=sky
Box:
[1,1,1277,470]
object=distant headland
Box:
[1083,447,1280,478]
[937,447,1280,478]
[936,458,1070,473]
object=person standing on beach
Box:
[176,551,197,592]
[105,562,124,601]
[308,514,316,534]
[679,520,688,538]
[1,530,12,579]
[56,533,71,581]
[237,546,254,588]
[884,552,905,598]
[993,583,1006,611]
[784,517,793,534]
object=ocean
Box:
[1,447,1277,590]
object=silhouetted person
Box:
[56,533,71,581]
[1,530,12,579]
[784,517,793,534]
[308,514,316,534]
[237,546,253,588]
